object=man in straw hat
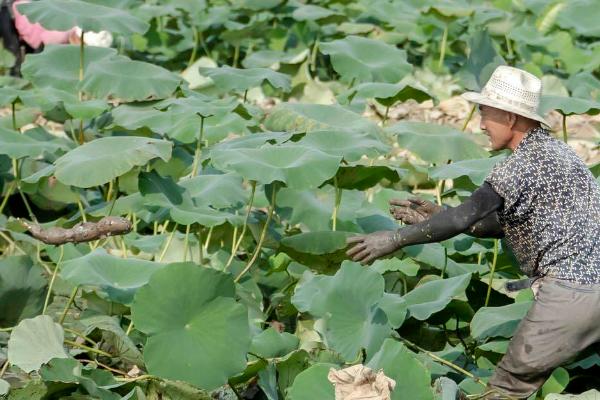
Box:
[346,65,600,399]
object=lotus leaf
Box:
[80,58,182,101]
[0,256,47,327]
[16,0,148,35]
[556,0,600,38]
[319,35,412,83]
[60,248,165,304]
[367,339,434,400]
[199,66,291,92]
[21,45,117,93]
[292,4,344,22]
[402,273,472,320]
[298,129,389,162]
[292,262,400,360]
[211,143,341,189]
[8,315,69,373]
[386,122,488,163]
[339,82,433,107]
[0,126,68,159]
[470,301,533,340]
[250,327,299,358]
[287,363,335,400]
[458,29,505,91]
[131,262,250,390]
[429,154,507,185]
[54,136,172,188]
[264,102,379,134]
[539,95,600,116]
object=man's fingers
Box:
[352,248,371,262]
[408,196,427,205]
[346,243,367,257]
[389,199,412,207]
[361,253,378,265]
[346,235,365,245]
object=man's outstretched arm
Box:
[347,182,504,264]
[389,197,504,238]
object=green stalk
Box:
[77,199,87,222]
[438,24,448,71]
[42,246,64,315]
[197,230,204,264]
[203,226,213,252]
[331,177,342,231]
[183,224,191,262]
[310,34,320,73]
[187,25,199,68]
[198,30,210,58]
[462,105,476,131]
[243,89,248,103]
[234,185,278,283]
[484,239,499,307]
[191,116,205,177]
[158,223,178,262]
[78,30,85,144]
[59,285,79,325]
[0,360,9,378]
[440,247,448,278]
[225,181,257,270]
[383,105,390,125]
[11,101,16,130]
[64,339,112,358]
[0,182,15,216]
[233,43,240,68]
[562,113,568,143]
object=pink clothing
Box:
[12,0,73,49]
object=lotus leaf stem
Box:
[0,230,26,256]
[197,230,204,264]
[183,224,191,262]
[233,44,240,68]
[310,34,320,73]
[203,226,213,252]
[198,30,210,58]
[64,327,98,347]
[235,185,278,283]
[188,25,199,68]
[225,180,257,270]
[77,199,87,223]
[438,24,448,71]
[115,374,159,383]
[0,182,15,216]
[125,320,134,336]
[484,239,499,307]
[382,105,390,124]
[158,223,178,262]
[42,246,64,315]
[441,247,448,278]
[331,177,342,231]
[398,337,486,387]
[462,105,476,131]
[59,286,79,325]
[17,187,35,222]
[65,339,112,358]
[191,116,205,177]
[80,359,128,376]
[562,113,568,143]
[0,360,9,378]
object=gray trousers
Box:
[485,277,600,399]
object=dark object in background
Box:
[0,0,39,76]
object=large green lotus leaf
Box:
[541,368,570,398]
[402,273,472,320]
[292,262,394,360]
[60,248,165,304]
[429,154,507,185]
[157,95,240,118]
[0,126,68,159]
[63,99,109,120]
[556,0,600,38]
[287,363,335,400]
[404,243,488,277]
[319,35,412,83]
[17,0,148,35]
[298,130,389,162]
[264,103,380,134]
[367,339,434,400]
[539,95,600,116]
[8,315,69,373]
[371,258,420,276]
[80,315,143,366]
[139,171,242,227]
[212,131,294,151]
[280,231,353,273]
[277,187,364,232]
[458,29,505,91]
[332,164,403,190]
[179,173,247,209]
[0,256,47,327]
[386,122,488,163]
[0,87,26,106]
[339,82,433,107]
[21,45,117,93]
[199,66,291,92]
[54,136,172,188]
[249,327,299,359]
[242,49,308,69]
[80,58,181,101]
[210,144,341,190]
[566,72,600,100]
[470,301,533,340]
[131,262,250,390]
[292,4,344,22]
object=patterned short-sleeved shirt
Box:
[485,127,600,284]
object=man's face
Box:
[479,105,514,150]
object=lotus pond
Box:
[0,0,599,399]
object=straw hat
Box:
[462,65,550,127]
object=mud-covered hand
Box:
[346,231,400,265]
[389,197,442,224]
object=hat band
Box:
[481,87,539,114]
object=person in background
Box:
[0,0,112,76]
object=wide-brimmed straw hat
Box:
[461,65,550,127]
